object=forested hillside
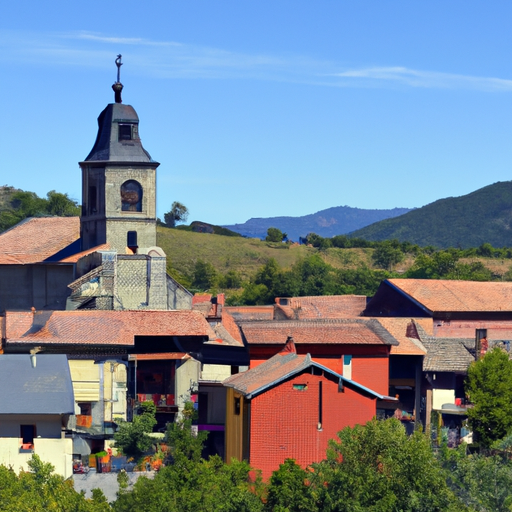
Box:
[157,227,512,305]
[0,185,80,233]
[351,181,512,248]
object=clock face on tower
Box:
[121,180,143,212]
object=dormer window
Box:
[118,124,133,141]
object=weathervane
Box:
[112,54,124,104]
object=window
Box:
[343,355,352,380]
[234,397,241,415]
[78,402,92,416]
[118,124,132,141]
[127,231,138,249]
[88,186,97,214]
[20,425,36,450]
[293,384,308,391]
[120,180,142,212]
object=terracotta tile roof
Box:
[4,309,212,346]
[215,311,243,345]
[192,294,212,304]
[421,336,475,372]
[225,306,275,321]
[224,347,391,400]
[0,217,80,264]
[375,318,431,355]
[59,244,110,263]
[224,351,313,397]
[275,295,367,320]
[128,353,189,360]
[239,318,398,346]
[387,279,512,313]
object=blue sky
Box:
[1,1,512,225]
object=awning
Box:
[72,436,91,456]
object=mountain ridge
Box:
[223,205,412,241]
[350,181,512,249]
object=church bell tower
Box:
[79,55,160,254]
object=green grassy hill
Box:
[156,226,374,282]
[350,181,512,249]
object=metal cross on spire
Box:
[112,54,124,104]
[115,54,123,83]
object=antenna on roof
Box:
[112,54,124,104]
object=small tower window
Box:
[127,231,138,249]
[118,124,133,141]
[89,186,97,214]
[121,180,142,212]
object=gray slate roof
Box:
[0,354,75,414]
[421,336,475,372]
[83,103,157,163]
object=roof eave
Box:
[386,280,434,316]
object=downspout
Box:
[99,363,105,434]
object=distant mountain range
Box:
[351,181,512,249]
[223,206,412,241]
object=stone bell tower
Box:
[79,55,160,254]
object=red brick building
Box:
[236,318,397,396]
[223,338,394,479]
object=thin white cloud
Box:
[1,30,511,92]
[332,66,512,92]
[73,32,182,47]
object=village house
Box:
[0,354,75,478]
[224,337,396,479]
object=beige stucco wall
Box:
[432,388,455,410]
[201,364,232,382]
[0,437,73,479]
[175,358,201,415]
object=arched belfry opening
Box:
[121,180,143,212]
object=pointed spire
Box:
[112,54,123,103]
[279,336,297,355]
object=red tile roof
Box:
[239,319,398,346]
[374,318,431,355]
[225,306,275,321]
[0,217,80,264]
[275,295,366,319]
[224,351,313,397]
[218,311,243,344]
[388,279,512,313]
[4,310,212,346]
[224,344,390,400]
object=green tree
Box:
[164,201,189,228]
[265,227,286,243]
[0,455,111,511]
[466,347,512,448]
[45,190,80,216]
[314,418,460,512]
[406,250,460,279]
[115,402,264,512]
[265,459,318,512]
[372,241,404,270]
[438,444,512,512]
[192,260,219,291]
[114,401,157,461]
[165,402,208,467]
